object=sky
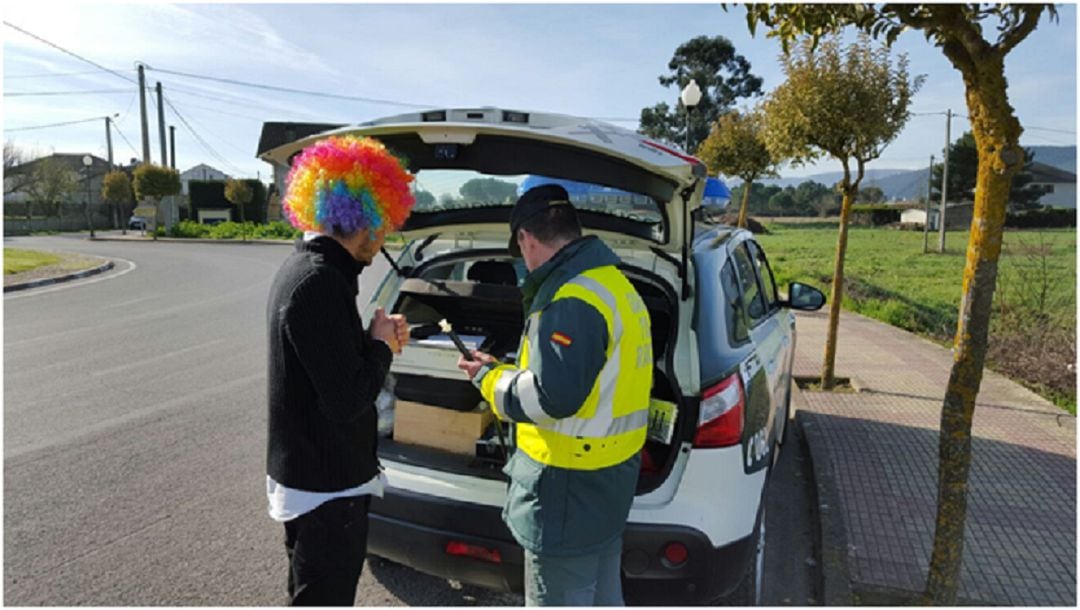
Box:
[3,2,1077,184]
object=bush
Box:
[167,220,211,238]
[251,221,302,240]
[851,204,901,226]
[717,214,770,234]
[206,221,250,240]
[1005,207,1076,229]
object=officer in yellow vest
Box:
[457,184,652,606]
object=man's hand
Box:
[390,313,410,350]
[370,308,401,354]
[457,350,496,381]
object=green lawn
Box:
[758,224,1077,411]
[4,248,63,275]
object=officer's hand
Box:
[370,308,401,354]
[457,350,495,380]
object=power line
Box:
[4,69,119,79]
[914,110,1075,135]
[161,93,245,175]
[5,88,131,97]
[144,65,433,109]
[3,21,136,85]
[1024,125,1076,135]
[5,115,108,131]
[160,81,324,121]
[161,95,265,123]
[110,121,141,159]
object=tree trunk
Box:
[923,52,1023,606]
[820,162,863,390]
[737,177,754,229]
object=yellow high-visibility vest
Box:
[481,265,652,470]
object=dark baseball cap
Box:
[507,184,573,256]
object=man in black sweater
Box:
[266,136,415,605]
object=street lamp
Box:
[680,78,702,154]
[82,155,95,238]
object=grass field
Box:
[4,248,63,275]
[757,224,1077,412]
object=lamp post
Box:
[82,155,95,238]
[680,78,702,154]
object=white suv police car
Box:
[259,108,825,604]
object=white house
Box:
[901,202,975,231]
[1028,162,1076,209]
[180,163,230,195]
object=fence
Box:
[3,202,127,236]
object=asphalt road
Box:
[4,232,817,606]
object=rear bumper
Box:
[368,486,754,603]
[369,486,524,592]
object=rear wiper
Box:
[413,233,440,262]
[381,247,404,277]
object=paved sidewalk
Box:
[792,310,1076,606]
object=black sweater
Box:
[266,236,393,492]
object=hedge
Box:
[1005,207,1076,229]
[850,204,902,226]
[188,179,267,224]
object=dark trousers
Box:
[283,495,371,606]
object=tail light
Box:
[662,541,689,567]
[445,541,502,564]
[692,373,744,448]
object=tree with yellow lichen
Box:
[739,3,1058,604]
[762,33,920,391]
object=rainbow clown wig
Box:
[282,135,415,236]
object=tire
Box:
[720,503,766,606]
[771,387,792,470]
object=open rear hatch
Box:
[259,109,705,492]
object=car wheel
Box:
[771,385,792,469]
[720,502,766,606]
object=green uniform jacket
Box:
[474,236,642,557]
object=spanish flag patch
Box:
[550,332,573,347]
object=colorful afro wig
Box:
[282,135,415,236]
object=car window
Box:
[731,243,767,323]
[720,259,750,344]
[411,169,663,224]
[747,241,779,310]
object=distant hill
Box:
[749,144,1075,200]
[1028,145,1075,173]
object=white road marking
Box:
[5,257,137,300]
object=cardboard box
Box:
[394,399,494,456]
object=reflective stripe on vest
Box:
[515,265,652,471]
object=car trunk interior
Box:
[378,253,686,495]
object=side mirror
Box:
[783,282,826,311]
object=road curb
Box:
[796,410,854,606]
[4,259,115,293]
[89,236,294,246]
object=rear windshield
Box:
[411,170,664,225]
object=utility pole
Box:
[924,154,934,254]
[156,82,167,168]
[138,64,151,163]
[105,116,114,169]
[169,125,176,169]
[939,108,951,253]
